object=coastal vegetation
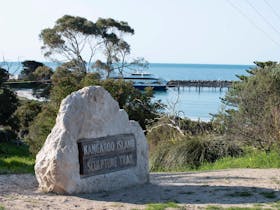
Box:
[20,60,52,81]
[0,67,18,142]
[213,61,280,152]
[148,61,280,171]
[0,15,280,174]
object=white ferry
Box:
[111,71,167,91]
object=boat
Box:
[111,71,168,91]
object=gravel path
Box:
[0,169,280,209]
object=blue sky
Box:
[1,0,280,64]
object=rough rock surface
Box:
[35,86,149,194]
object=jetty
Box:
[167,80,233,89]
[3,80,51,89]
[4,80,234,90]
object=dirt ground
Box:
[0,169,280,210]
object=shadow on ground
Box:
[1,172,279,206]
[77,182,280,205]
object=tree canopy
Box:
[33,66,53,81]
[40,15,135,75]
[0,67,9,85]
[20,60,44,80]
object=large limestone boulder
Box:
[35,86,149,194]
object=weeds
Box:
[146,202,180,210]
[150,135,242,171]
[0,142,34,174]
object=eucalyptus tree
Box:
[97,42,150,77]
[40,15,135,75]
[40,15,100,73]
[93,18,134,78]
[94,18,150,78]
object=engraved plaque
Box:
[78,134,137,177]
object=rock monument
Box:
[35,86,149,194]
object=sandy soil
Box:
[0,169,280,210]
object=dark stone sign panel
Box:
[78,134,137,177]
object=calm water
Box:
[148,63,252,121]
[154,87,226,121]
[149,63,251,81]
[2,62,253,121]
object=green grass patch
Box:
[206,206,263,210]
[146,202,180,210]
[198,148,280,171]
[206,207,222,210]
[151,147,280,172]
[0,141,35,174]
[206,201,280,210]
[0,205,5,210]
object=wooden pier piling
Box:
[167,80,233,89]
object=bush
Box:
[50,67,82,106]
[180,118,214,135]
[0,88,18,127]
[150,135,243,171]
[214,61,280,151]
[0,67,19,140]
[0,67,9,85]
[32,66,53,80]
[147,117,216,153]
[20,60,44,80]
[147,118,185,153]
[25,104,57,155]
[15,100,42,139]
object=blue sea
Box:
[2,62,253,121]
[148,63,252,121]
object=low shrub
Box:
[147,121,185,153]
[150,135,243,171]
[14,100,43,139]
[180,118,214,135]
[147,117,216,154]
[25,104,57,155]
